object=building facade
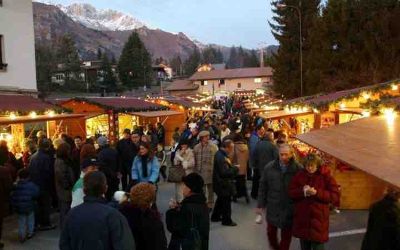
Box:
[189,67,273,95]
[0,0,37,92]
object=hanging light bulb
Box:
[339,103,346,109]
[362,92,371,100]
[9,112,17,120]
[392,84,399,91]
[29,111,37,119]
[47,110,55,117]
[362,111,371,117]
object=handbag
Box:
[168,164,186,183]
[182,209,202,250]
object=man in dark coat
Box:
[361,186,400,250]
[156,122,166,146]
[211,139,239,226]
[28,138,55,230]
[166,173,210,250]
[256,144,302,250]
[97,136,120,201]
[0,150,13,248]
[252,131,279,199]
[249,124,265,198]
[59,171,135,250]
[116,129,138,191]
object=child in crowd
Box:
[11,169,39,243]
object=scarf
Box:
[141,155,149,178]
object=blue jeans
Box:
[18,212,35,238]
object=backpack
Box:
[181,209,202,250]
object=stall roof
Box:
[283,79,400,107]
[73,97,167,112]
[130,110,183,118]
[0,95,56,113]
[0,113,85,125]
[297,116,400,187]
[259,110,313,120]
[162,98,203,108]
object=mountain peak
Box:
[55,2,146,31]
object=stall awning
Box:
[0,113,85,125]
[130,110,183,118]
[259,110,313,120]
[296,116,400,187]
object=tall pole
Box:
[277,2,303,96]
[298,0,303,97]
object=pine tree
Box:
[97,48,103,60]
[118,31,153,89]
[270,0,321,98]
[184,48,201,75]
[101,54,117,91]
[216,49,224,63]
[170,55,183,76]
[35,43,56,92]
[55,34,81,87]
[227,47,239,68]
[243,50,260,67]
[202,46,220,64]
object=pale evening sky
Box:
[37,0,277,49]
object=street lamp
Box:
[277,2,303,97]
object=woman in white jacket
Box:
[173,139,195,202]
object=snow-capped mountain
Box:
[34,1,146,31]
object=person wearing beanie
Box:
[120,183,167,250]
[71,158,99,208]
[166,173,210,250]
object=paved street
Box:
[2,182,367,250]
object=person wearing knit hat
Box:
[97,136,109,147]
[166,172,210,250]
[182,173,204,195]
[119,183,168,250]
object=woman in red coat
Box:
[289,153,340,250]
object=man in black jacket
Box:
[361,186,400,250]
[166,173,210,250]
[116,129,138,191]
[28,139,55,231]
[211,139,239,226]
[97,136,120,201]
[60,171,135,250]
[252,132,279,199]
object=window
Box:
[237,83,241,89]
[201,80,208,86]
[219,79,225,85]
[254,78,262,83]
[0,35,6,71]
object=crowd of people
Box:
[0,96,398,250]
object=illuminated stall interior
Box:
[59,97,168,144]
[0,94,82,155]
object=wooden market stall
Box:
[259,109,315,135]
[0,94,83,155]
[130,110,185,145]
[59,97,167,144]
[57,97,191,143]
[296,116,400,209]
[147,96,204,120]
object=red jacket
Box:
[289,169,340,243]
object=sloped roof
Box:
[297,116,400,187]
[74,97,167,112]
[189,67,273,81]
[0,95,57,113]
[165,80,199,91]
